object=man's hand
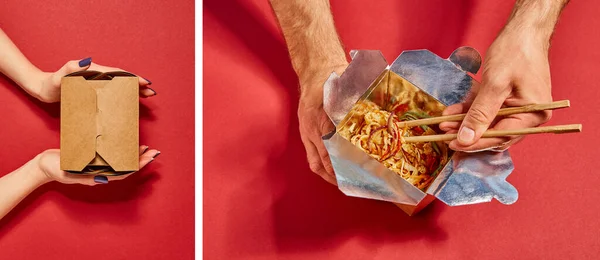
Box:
[440,27,553,151]
[440,0,569,152]
[298,66,347,185]
[271,0,348,185]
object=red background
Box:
[0,1,194,259]
[204,0,600,259]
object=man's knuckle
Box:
[542,110,552,122]
[308,160,323,173]
[468,106,494,125]
[484,78,510,94]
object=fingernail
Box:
[79,57,92,67]
[147,87,157,96]
[94,175,108,184]
[147,158,155,165]
[143,77,152,85]
[142,146,149,154]
[153,151,161,159]
[458,127,475,143]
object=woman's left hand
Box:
[32,57,157,103]
[35,145,160,185]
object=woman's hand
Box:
[36,146,160,185]
[31,57,157,103]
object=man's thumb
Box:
[55,57,92,77]
[457,86,506,146]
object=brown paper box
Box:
[60,71,139,175]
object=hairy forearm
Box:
[0,156,48,220]
[504,0,569,48]
[0,28,44,97]
[270,0,347,89]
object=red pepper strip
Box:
[425,155,436,173]
[394,103,408,114]
[412,126,424,135]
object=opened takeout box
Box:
[60,71,139,176]
[322,47,518,215]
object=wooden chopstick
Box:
[395,100,570,128]
[402,124,582,143]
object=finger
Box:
[440,104,466,131]
[442,103,467,116]
[56,57,92,76]
[457,82,510,146]
[140,149,160,168]
[138,77,152,86]
[450,136,511,152]
[312,137,337,185]
[439,81,483,132]
[312,134,334,173]
[52,58,92,85]
[139,145,149,155]
[441,117,502,133]
[108,149,160,181]
[449,113,540,152]
[140,87,157,98]
[439,121,460,132]
[64,173,99,186]
[301,136,336,185]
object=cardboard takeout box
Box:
[322,48,518,215]
[60,71,139,176]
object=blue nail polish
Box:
[143,77,152,85]
[79,57,92,67]
[94,175,108,184]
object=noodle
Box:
[339,100,449,191]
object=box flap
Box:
[88,153,109,166]
[96,77,139,171]
[60,77,97,171]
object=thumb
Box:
[457,84,508,146]
[55,57,92,78]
